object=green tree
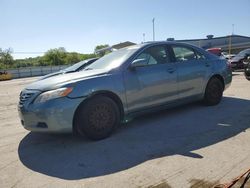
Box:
[44,47,67,65]
[0,46,98,69]
[0,48,14,68]
[94,44,110,57]
[66,52,81,64]
[79,53,97,60]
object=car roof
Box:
[131,41,202,48]
[127,41,216,59]
[239,49,250,54]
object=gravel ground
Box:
[0,73,249,188]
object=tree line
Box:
[0,45,109,69]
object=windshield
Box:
[86,46,139,70]
[63,60,89,72]
[238,49,250,56]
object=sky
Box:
[1,0,250,59]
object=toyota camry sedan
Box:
[18,42,232,140]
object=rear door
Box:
[170,45,212,99]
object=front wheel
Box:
[203,77,224,106]
[245,67,250,81]
[75,96,120,140]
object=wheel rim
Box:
[88,103,115,132]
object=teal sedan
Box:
[18,42,232,140]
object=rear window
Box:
[172,45,206,62]
[172,46,196,61]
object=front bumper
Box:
[18,96,85,133]
[230,62,244,69]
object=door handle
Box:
[167,68,175,73]
[205,62,210,67]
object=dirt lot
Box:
[0,73,250,188]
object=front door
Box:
[123,45,178,113]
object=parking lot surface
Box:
[0,73,250,188]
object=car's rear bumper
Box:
[18,97,84,133]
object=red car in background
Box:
[207,48,222,56]
[206,48,235,60]
[207,48,232,70]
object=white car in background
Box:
[222,52,235,60]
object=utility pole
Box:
[229,24,234,55]
[143,33,145,43]
[152,18,155,41]
[229,35,232,55]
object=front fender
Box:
[67,74,127,111]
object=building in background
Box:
[169,35,250,54]
[96,35,250,55]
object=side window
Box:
[195,51,207,60]
[172,46,196,62]
[133,45,170,66]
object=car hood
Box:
[26,69,108,91]
[38,71,64,80]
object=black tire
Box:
[245,68,250,81]
[203,77,224,106]
[75,96,120,140]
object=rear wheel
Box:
[75,96,120,140]
[203,77,224,106]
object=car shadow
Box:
[18,97,250,180]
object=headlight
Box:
[34,87,73,104]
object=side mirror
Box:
[129,58,148,70]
